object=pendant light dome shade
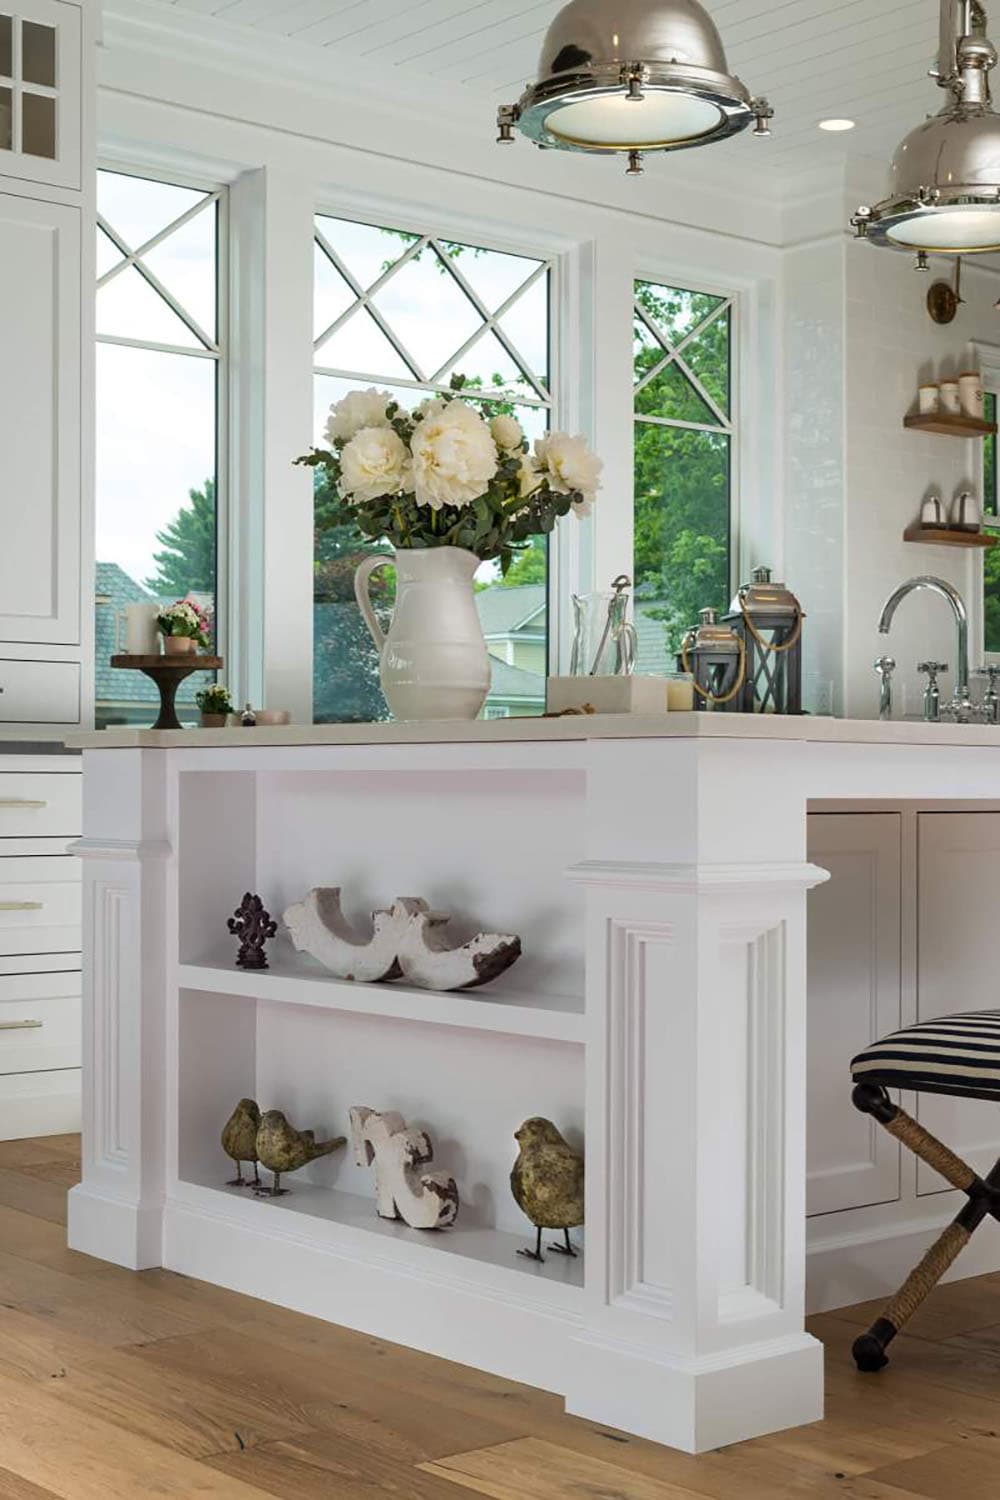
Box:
[853,1,1000,253]
[496,0,773,175]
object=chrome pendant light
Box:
[853,0,1000,254]
[496,0,773,175]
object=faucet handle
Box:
[917,661,948,677]
[874,655,897,675]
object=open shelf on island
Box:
[903,522,998,549]
[179,952,585,1045]
[903,412,997,438]
[171,1173,584,1303]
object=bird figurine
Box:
[510,1117,584,1263]
[254,1108,347,1197]
[221,1098,261,1188]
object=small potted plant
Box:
[195,683,233,728]
[157,598,211,655]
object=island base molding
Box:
[564,1330,823,1454]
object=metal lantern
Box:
[722,566,804,715]
[678,607,745,711]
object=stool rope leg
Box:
[851,1083,984,1372]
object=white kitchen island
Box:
[63,714,1000,1454]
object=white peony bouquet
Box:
[296,378,602,573]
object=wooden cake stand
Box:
[110,655,224,731]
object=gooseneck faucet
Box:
[878,575,970,705]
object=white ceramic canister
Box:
[940,379,961,414]
[918,383,940,414]
[354,546,491,721]
[959,370,984,419]
[116,603,160,655]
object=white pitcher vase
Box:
[354,546,491,721]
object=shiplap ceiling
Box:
[147,0,945,175]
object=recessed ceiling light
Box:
[819,118,856,132]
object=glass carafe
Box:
[570,576,638,676]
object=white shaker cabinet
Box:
[916,812,1000,1191]
[806,813,902,1216]
[0,192,80,649]
[0,0,92,723]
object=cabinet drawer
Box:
[0,661,79,725]
[0,772,80,839]
[0,1068,80,1140]
[0,855,79,955]
[0,972,79,1073]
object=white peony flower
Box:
[490,413,524,453]
[411,400,498,511]
[534,432,603,503]
[339,426,411,504]
[325,388,392,445]
[517,454,542,501]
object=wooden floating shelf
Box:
[903,522,999,549]
[903,412,997,438]
[178,953,586,1045]
[173,1175,585,1296]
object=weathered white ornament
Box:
[350,1105,459,1229]
[283,887,521,990]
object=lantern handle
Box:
[736,590,804,654]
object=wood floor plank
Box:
[821,1274,1000,1341]
[0,1205,106,1276]
[0,1140,77,1172]
[0,1168,68,1225]
[208,1432,475,1500]
[0,1370,279,1500]
[126,1324,529,1461]
[14,1162,81,1191]
[0,1304,119,1381]
[0,1471,62,1500]
[421,1437,721,1499]
[12,1270,219,1350]
[41,1347,316,1459]
[867,1440,1000,1498]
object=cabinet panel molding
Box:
[806,813,902,1217]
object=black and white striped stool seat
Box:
[852,1011,1000,1102]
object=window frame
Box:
[94,158,230,714]
[631,267,742,633]
[972,340,1000,663]
[310,194,576,702]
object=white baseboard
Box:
[67,1183,163,1269]
[807,1207,1000,1314]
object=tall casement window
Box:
[94,169,224,728]
[312,214,552,723]
[632,278,733,674]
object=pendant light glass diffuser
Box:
[853,0,1000,253]
[496,0,774,174]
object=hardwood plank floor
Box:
[4,1135,1000,1497]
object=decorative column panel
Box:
[565,738,829,1453]
[67,748,170,1269]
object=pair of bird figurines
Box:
[511,1117,584,1264]
[221,1099,345,1196]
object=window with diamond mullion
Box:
[95,168,224,729]
[312,212,553,724]
[633,276,734,675]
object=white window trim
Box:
[95,157,231,694]
[971,339,1000,663]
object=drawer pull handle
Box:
[0,800,46,810]
[0,1019,42,1031]
[0,901,42,912]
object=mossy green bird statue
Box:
[254,1108,347,1197]
[221,1098,261,1187]
[510,1116,584,1263]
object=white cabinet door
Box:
[917,813,1000,1192]
[0,191,80,645]
[0,0,81,191]
[806,813,902,1216]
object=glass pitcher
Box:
[570,575,638,676]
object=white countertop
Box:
[65,713,1000,750]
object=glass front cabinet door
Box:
[0,0,80,191]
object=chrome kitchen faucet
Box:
[877,575,971,722]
